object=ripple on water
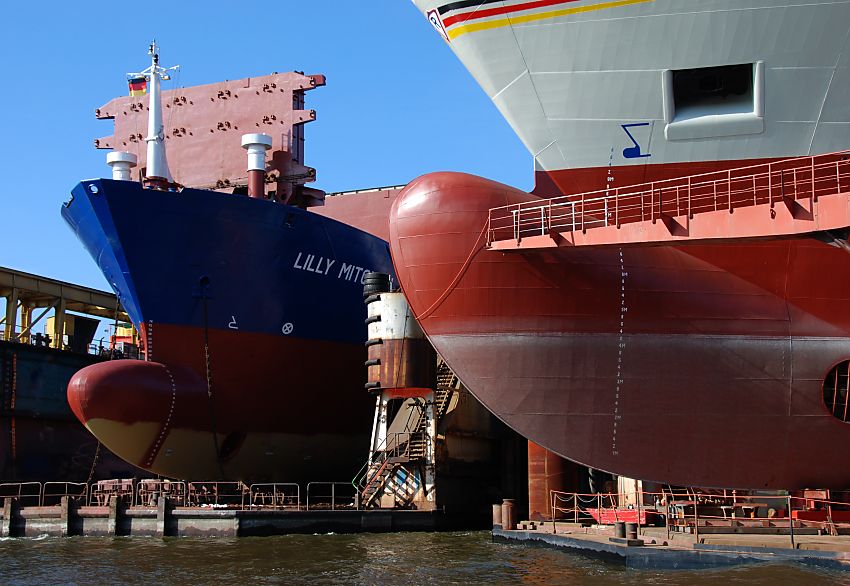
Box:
[0,531,847,585]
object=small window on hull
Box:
[824,360,850,422]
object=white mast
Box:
[128,41,179,185]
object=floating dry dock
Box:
[494,522,850,571]
[0,497,466,538]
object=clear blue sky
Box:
[0,1,531,291]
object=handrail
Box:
[0,482,42,506]
[489,151,850,245]
[187,481,249,508]
[306,482,356,511]
[0,330,145,359]
[137,479,187,507]
[0,477,440,511]
[89,478,135,506]
[549,488,850,547]
[249,483,300,510]
[352,431,429,493]
[42,482,88,506]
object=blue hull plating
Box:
[61,180,396,481]
[62,180,394,343]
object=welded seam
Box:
[144,365,177,469]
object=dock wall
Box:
[0,497,456,537]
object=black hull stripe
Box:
[438,0,504,15]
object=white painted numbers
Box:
[612,249,628,458]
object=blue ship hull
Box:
[62,180,395,482]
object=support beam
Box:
[19,305,32,344]
[52,298,66,349]
[4,289,18,341]
[17,300,59,342]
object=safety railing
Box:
[489,151,850,245]
[0,482,42,507]
[0,476,446,511]
[248,483,300,510]
[352,431,429,496]
[89,478,135,506]
[1,324,60,348]
[550,489,665,530]
[187,481,250,508]
[0,319,147,360]
[550,488,850,548]
[307,482,357,511]
[0,327,144,359]
[42,482,88,506]
[137,479,187,507]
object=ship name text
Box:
[293,252,378,285]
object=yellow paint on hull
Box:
[447,0,655,40]
[84,418,367,482]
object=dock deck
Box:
[494,522,850,570]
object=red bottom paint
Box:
[390,171,850,489]
[68,324,374,482]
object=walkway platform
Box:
[488,151,850,251]
[494,522,850,570]
[1,265,129,347]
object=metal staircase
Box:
[434,357,459,419]
[354,356,461,509]
[357,431,428,508]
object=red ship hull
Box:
[68,323,371,482]
[389,172,850,489]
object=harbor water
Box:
[1,531,848,585]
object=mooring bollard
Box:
[59,496,71,537]
[1,498,16,537]
[501,499,516,531]
[614,521,626,538]
[108,495,121,536]
[625,522,638,540]
[492,503,503,529]
[156,496,168,538]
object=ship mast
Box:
[128,41,179,187]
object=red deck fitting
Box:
[488,152,850,250]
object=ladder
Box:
[355,357,463,508]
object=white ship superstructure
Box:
[414,0,850,193]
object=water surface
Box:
[1,531,846,585]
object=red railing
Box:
[137,479,187,507]
[550,488,850,547]
[90,478,135,506]
[489,151,850,245]
[0,479,359,510]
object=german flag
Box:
[128,76,147,97]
